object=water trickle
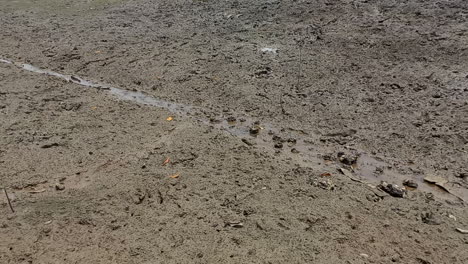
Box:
[0,58,271,140]
[0,58,12,64]
[1,57,465,202]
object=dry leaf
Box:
[424,175,447,185]
[166,116,173,121]
[424,175,451,192]
[162,157,170,166]
[169,173,180,179]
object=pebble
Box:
[249,125,261,135]
[403,179,418,188]
[55,183,65,191]
[337,152,358,165]
[377,181,406,198]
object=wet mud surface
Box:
[1,0,468,263]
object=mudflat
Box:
[1,1,467,263]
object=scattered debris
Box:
[374,167,384,174]
[448,214,457,221]
[360,253,369,258]
[403,179,418,189]
[421,212,441,225]
[338,168,365,183]
[320,172,332,177]
[254,67,272,77]
[169,173,180,179]
[337,152,358,165]
[40,142,60,149]
[166,116,173,121]
[70,75,81,83]
[325,129,357,138]
[377,182,406,198]
[260,47,278,54]
[311,178,336,191]
[3,188,14,213]
[241,138,255,146]
[456,228,468,234]
[226,222,244,228]
[26,189,46,193]
[162,157,170,166]
[249,125,262,135]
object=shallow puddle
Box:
[354,153,465,202]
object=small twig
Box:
[3,188,14,213]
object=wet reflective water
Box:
[1,58,465,203]
[0,58,270,139]
[354,154,459,200]
[0,58,12,64]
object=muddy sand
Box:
[1,0,468,263]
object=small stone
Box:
[241,138,255,146]
[226,222,244,228]
[337,152,358,165]
[249,126,261,135]
[377,181,406,198]
[55,183,65,191]
[311,179,335,191]
[403,179,418,188]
